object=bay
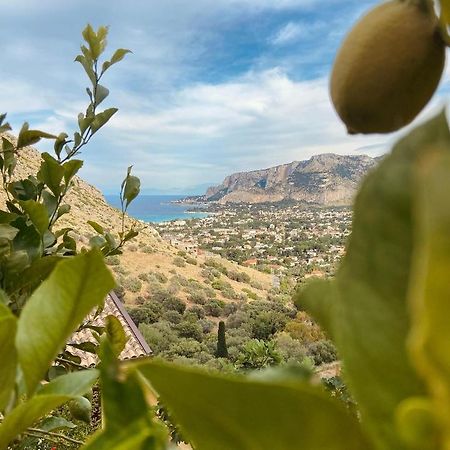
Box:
[104,195,208,223]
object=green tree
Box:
[215,321,229,358]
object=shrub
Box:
[127,303,163,326]
[138,273,149,282]
[307,340,338,366]
[227,270,251,283]
[154,272,168,283]
[250,280,263,290]
[204,299,224,317]
[176,320,204,342]
[187,290,207,305]
[160,296,187,315]
[242,288,259,301]
[250,310,288,341]
[163,310,183,324]
[273,332,307,364]
[223,302,239,317]
[122,277,142,293]
[186,305,206,319]
[162,338,206,359]
[185,256,198,265]
[199,318,215,334]
[236,340,282,370]
[173,257,186,267]
[284,312,325,344]
[139,321,177,354]
[113,265,128,275]
[204,258,228,275]
[105,256,120,266]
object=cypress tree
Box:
[215,320,228,358]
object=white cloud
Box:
[272,22,305,45]
[90,67,391,192]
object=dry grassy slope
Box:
[0,137,273,305]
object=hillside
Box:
[0,135,274,306]
[202,153,378,205]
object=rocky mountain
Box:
[203,153,378,205]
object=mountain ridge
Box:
[201,153,379,205]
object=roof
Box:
[69,291,151,367]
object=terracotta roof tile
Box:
[69,292,151,367]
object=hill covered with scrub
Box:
[1,136,336,371]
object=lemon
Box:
[330,0,446,134]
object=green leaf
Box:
[87,220,104,234]
[75,54,96,85]
[10,256,61,294]
[83,340,166,449]
[82,418,155,450]
[95,84,109,106]
[11,216,42,263]
[39,416,76,432]
[441,0,450,26]
[2,137,16,175]
[63,159,83,184]
[16,250,114,394]
[19,200,49,235]
[0,114,11,133]
[0,224,19,241]
[68,341,98,354]
[0,211,18,224]
[0,370,98,450]
[298,111,450,450]
[57,204,71,219]
[54,132,68,159]
[121,166,140,209]
[82,24,108,60]
[16,123,56,150]
[37,153,64,197]
[42,190,58,218]
[136,360,371,450]
[90,108,118,134]
[90,235,106,249]
[78,112,94,134]
[0,304,17,411]
[408,149,450,447]
[105,315,128,357]
[104,232,117,249]
[8,179,38,201]
[101,48,132,74]
[124,229,139,242]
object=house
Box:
[69,291,151,367]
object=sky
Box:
[0,0,449,194]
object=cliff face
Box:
[204,153,378,205]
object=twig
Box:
[55,357,86,370]
[27,427,84,445]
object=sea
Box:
[104,194,209,224]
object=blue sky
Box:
[0,0,448,194]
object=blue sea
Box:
[105,195,209,223]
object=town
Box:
[155,203,352,283]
